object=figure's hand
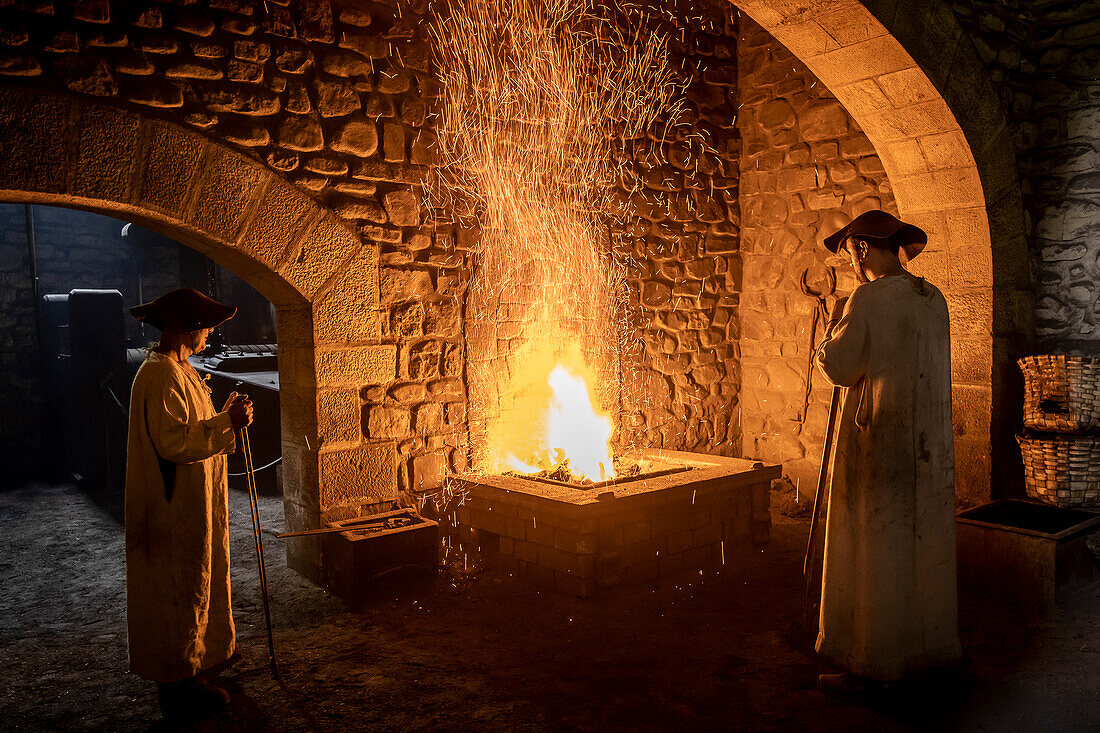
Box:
[226,393,254,429]
[222,392,239,412]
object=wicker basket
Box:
[1017,432,1100,508]
[1018,354,1100,433]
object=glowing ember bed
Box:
[452,450,780,597]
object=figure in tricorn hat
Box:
[124,288,253,721]
[812,211,962,697]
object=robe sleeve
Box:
[815,289,870,388]
[146,372,237,464]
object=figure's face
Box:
[189,327,213,354]
[844,236,870,284]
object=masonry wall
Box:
[947,0,1099,350]
[0,0,748,540]
[0,0,463,533]
[448,0,746,469]
[735,17,895,493]
[0,0,1081,540]
[0,204,179,476]
[614,0,743,458]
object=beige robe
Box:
[814,274,962,681]
[125,352,237,683]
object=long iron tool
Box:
[796,267,842,643]
[803,385,841,578]
[800,384,842,646]
[794,267,836,423]
[242,424,279,679]
[277,514,418,538]
[802,291,848,640]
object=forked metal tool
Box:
[794,266,836,423]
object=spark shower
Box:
[426,0,687,480]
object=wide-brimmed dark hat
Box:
[823,210,927,261]
[130,288,236,332]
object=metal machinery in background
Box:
[190,346,282,495]
[42,289,283,497]
[41,290,128,497]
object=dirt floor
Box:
[1,481,1098,732]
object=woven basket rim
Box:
[1018,354,1100,368]
[1020,420,1100,435]
[1017,430,1100,441]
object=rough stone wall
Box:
[735,17,896,492]
[0,204,178,476]
[462,238,622,471]
[456,0,743,468]
[364,223,470,500]
[949,1,1100,350]
[614,0,743,458]
[0,1,463,519]
[1,0,1079,536]
[33,208,180,343]
[0,204,45,475]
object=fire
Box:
[545,363,615,480]
[498,343,615,481]
[425,0,689,482]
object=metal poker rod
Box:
[276,515,416,538]
[242,425,279,679]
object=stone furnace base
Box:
[454,450,780,597]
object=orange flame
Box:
[545,362,615,480]
[490,342,615,481]
[425,1,691,482]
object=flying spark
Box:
[426,0,695,478]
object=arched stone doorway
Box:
[0,0,1032,568]
[731,0,1031,504]
[0,87,389,581]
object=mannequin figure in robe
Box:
[813,211,963,697]
[125,288,253,721]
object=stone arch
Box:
[0,87,389,581]
[731,0,1031,504]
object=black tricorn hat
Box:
[823,210,928,261]
[130,288,236,332]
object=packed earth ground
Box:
[1,481,1098,732]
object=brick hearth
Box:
[454,450,778,597]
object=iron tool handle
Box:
[804,385,842,577]
[242,426,279,679]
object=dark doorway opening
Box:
[0,204,282,517]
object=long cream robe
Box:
[125,352,237,683]
[814,274,962,681]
